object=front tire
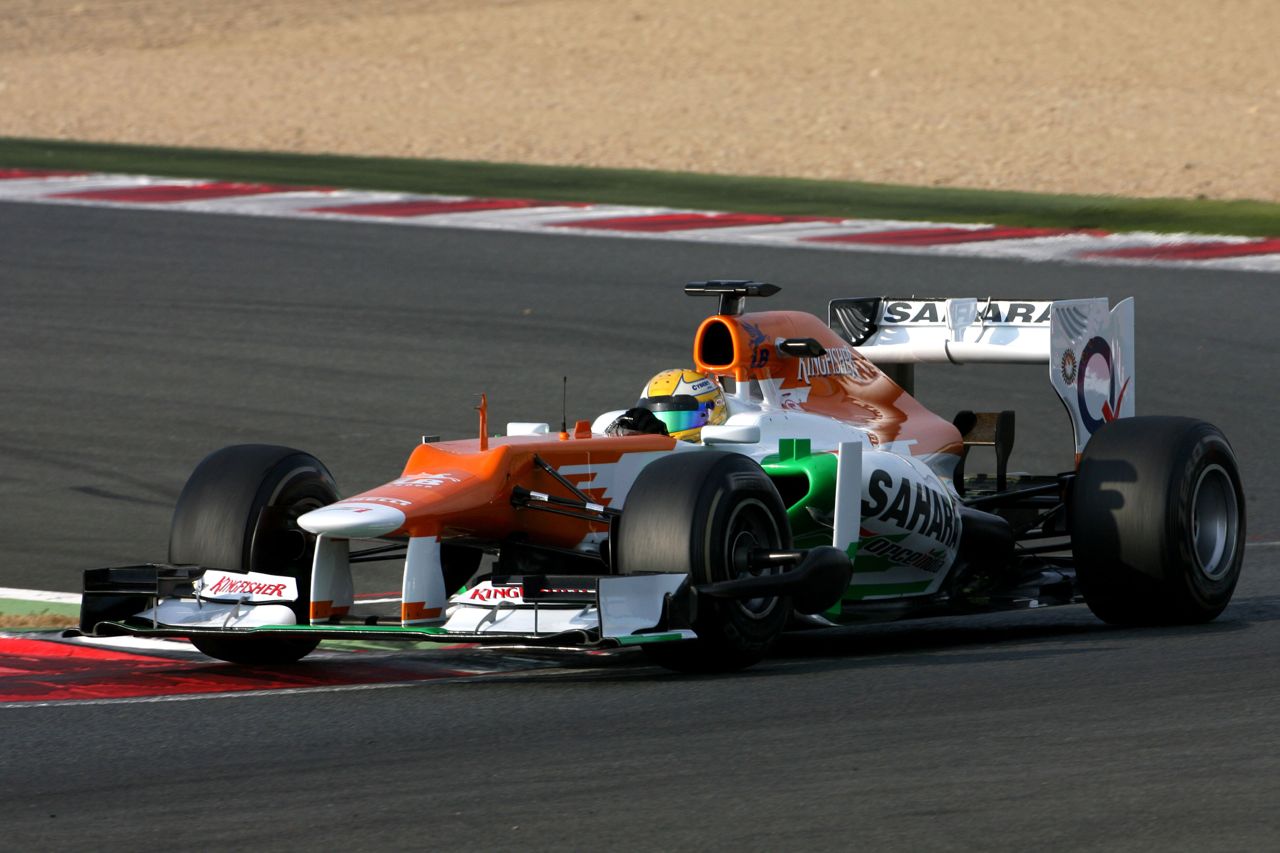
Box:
[1071,417,1245,626]
[169,444,339,664]
[616,451,791,672]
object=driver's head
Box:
[637,369,727,442]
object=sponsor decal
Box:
[688,377,716,395]
[207,577,288,597]
[392,472,463,489]
[1077,336,1130,435]
[881,301,1051,325]
[342,495,412,507]
[198,574,292,599]
[859,535,948,573]
[1060,348,1078,385]
[982,302,1051,324]
[883,301,941,324]
[529,586,595,595]
[742,320,770,369]
[465,585,523,603]
[861,468,960,549]
[796,346,863,384]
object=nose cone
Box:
[298,502,406,538]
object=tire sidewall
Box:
[248,458,340,619]
[619,451,792,664]
[1072,417,1245,625]
[1162,429,1245,615]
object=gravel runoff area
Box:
[0,0,1277,202]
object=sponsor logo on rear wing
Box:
[878,299,1053,326]
[1049,298,1136,458]
[854,297,1054,364]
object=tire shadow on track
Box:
[779,609,1251,656]
[1213,593,1280,624]
[447,607,1258,687]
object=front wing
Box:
[75,564,698,650]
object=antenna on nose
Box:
[476,393,489,451]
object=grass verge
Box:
[0,597,80,630]
[0,614,79,630]
[2,136,1278,237]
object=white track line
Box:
[3,172,1279,272]
[0,678,470,710]
[0,663,590,710]
[0,587,81,604]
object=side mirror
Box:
[778,338,827,357]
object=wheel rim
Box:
[253,493,328,571]
[1190,463,1239,581]
[283,495,327,565]
[264,466,335,570]
[724,498,784,620]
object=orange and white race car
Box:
[75,282,1246,671]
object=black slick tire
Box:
[1071,417,1245,626]
[169,444,339,664]
[616,451,791,672]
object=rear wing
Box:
[830,297,1135,456]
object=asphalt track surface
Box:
[3,201,1279,850]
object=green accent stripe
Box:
[318,639,469,652]
[256,624,449,634]
[615,633,688,646]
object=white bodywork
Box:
[137,569,301,629]
[856,298,1055,364]
[831,440,862,560]
[437,575,695,642]
[1047,298,1136,456]
[136,599,298,629]
[403,535,448,625]
[299,502,406,538]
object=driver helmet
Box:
[637,369,727,441]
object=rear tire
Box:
[616,451,791,672]
[1071,417,1245,626]
[169,444,339,664]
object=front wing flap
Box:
[88,621,696,649]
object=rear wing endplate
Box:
[830,297,1135,457]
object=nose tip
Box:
[298,502,406,538]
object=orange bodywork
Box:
[343,432,678,546]
[694,309,963,457]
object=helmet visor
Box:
[640,394,713,434]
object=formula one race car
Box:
[75,282,1246,672]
